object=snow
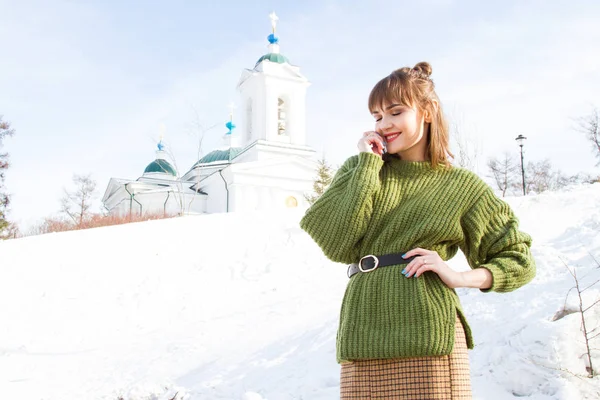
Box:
[1,184,600,399]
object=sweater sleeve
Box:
[300,152,384,264]
[460,185,536,293]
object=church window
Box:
[278,98,287,135]
[246,99,253,142]
[285,196,298,208]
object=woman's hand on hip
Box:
[358,131,385,157]
[401,248,464,289]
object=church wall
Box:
[228,163,314,212]
[113,201,134,217]
[230,183,309,212]
[133,192,172,216]
[182,193,207,214]
[202,171,230,214]
[287,90,306,145]
[239,74,266,148]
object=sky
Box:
[1,0,600,231]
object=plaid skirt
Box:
[340,315,472,399]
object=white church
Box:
[102,13,318,217]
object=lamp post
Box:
[515,134,527,195]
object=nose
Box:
[379,115,393,132]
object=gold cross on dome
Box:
[227,102,236,119]
[269,11,279,33]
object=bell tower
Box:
[237,12,310,150]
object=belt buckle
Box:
[359,255,379,273]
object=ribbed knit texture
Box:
[300,152,536,363]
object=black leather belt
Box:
[347,253,416,278]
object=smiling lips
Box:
[384,132,401,143]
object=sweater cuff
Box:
[478,265,507,293]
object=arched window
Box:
[285,196,298,208]
[246,99,253,142]
[277,98,287,135]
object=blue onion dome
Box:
[157,141,165,151]
[144,159,177,176]
[267,33,279,44]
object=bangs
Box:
[368,74,416,113]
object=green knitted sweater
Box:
[300,152,535,363]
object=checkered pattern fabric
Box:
[340,316,472,399]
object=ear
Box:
[424,100,438,123]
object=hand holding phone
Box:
[358,131,386,157]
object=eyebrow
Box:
[372,103,403,114]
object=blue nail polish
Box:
[402,269,407,274]
[402,254,407,258]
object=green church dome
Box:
[194,148,242,167]
[256,52,289,66]
[144,159,177,176]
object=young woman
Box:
[300,62,536,399]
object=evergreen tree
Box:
[305,157,335,205]
[0,116,15,236]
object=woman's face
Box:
[371,102,429,161]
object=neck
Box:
[397,141,429,162]
[397,151,428,162]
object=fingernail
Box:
[402,269,407,274]
[402,254,406,258]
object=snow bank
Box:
[1,184,599,399]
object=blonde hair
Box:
[368,62,453,168]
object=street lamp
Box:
[515,134,527,195]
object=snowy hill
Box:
[1,184,600,400]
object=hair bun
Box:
[412,62,432,78]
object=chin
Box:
[386,145,402,155]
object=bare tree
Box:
[487,152,518,197]
[577,107,600,166]
[524,159,555,194]
[184,107,221,213]
[0,115,15,236]
[61,174,97,227]
[521,159,596,195]
[555,171,598,187]
[187,106,221,166]
[447,109,481,172]
[559,257,600,378]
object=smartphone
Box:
[378,132,387,155]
